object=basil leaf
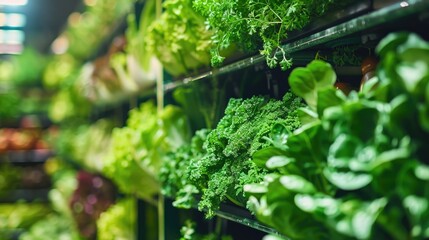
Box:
[279,175,316,194]
[266,156,294,170]
[252,147,287,168]
[323,169,372,190]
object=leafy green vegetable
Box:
[19,214,83,240]
[65,0,134,61]
[97,198,136,240]
[160,129,208,209]
[173,81,226,131]
[189,92,303,217]
[104,100,191,202]
[126,0,157,72]
[192,0,340,69]
[246,32,429,239]
[146,0,212,77]
[53,119,115,172]
[0,203,52,230]
[288,60,337,112]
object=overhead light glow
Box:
[0,13,26,27]
[0,30,25,44]
[0,0,28,6]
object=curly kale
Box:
[189,91,304,217]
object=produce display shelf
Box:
[0,188,50,203]
[1,149,53,165]
[215,203,289,239]
[164,0,429,92]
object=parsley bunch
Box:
[193,0,337,70]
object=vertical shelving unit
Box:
[153,0,429,239]
[23,0,428,239]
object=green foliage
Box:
[53,119,114,172]
[97,198,136,240]
[8,48,48,87]
[19,214,83,240]
[0,203,52,233]
[48,86,91,123]
[192,0,338,69]
[288,60,338,111]
[188,92,304,217]
[173,81,226,131]
[245,32,429,239]
[126,0,157,72]
[332,45,362,67]
[0,163,21,195]
[104,100,191,202]
[146,0,212,77]
[0,91,20,119]
[160,129,208,209]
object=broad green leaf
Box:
[263,173,281,184]
[279,175,316,194]
[396,60,429,93]
[266,177,292,203]
[390,94,420,136]
[361,76,380,95]
[369,147,410,170]
[288,60,336,111]
[243,183,268,196]
[295,194,318,212]
[289,67,317,108]
[346,102,380,141]
[322,105,343,121]
[297,107,318,125]
[397,33,429,55]
[415,164,429,180]
[404,195,428,217]
[269,201,327,239]
[252,147,287,168]
[317,88,345,117]
[398,162,426,197]
[323,169,372,190]
[351,198,387,239]
[295,194,339,216]
[375,32,409,57]
[328,134,361,168]
[307,60,337,88]
[266,156,294,169]
[270,123,290,147]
